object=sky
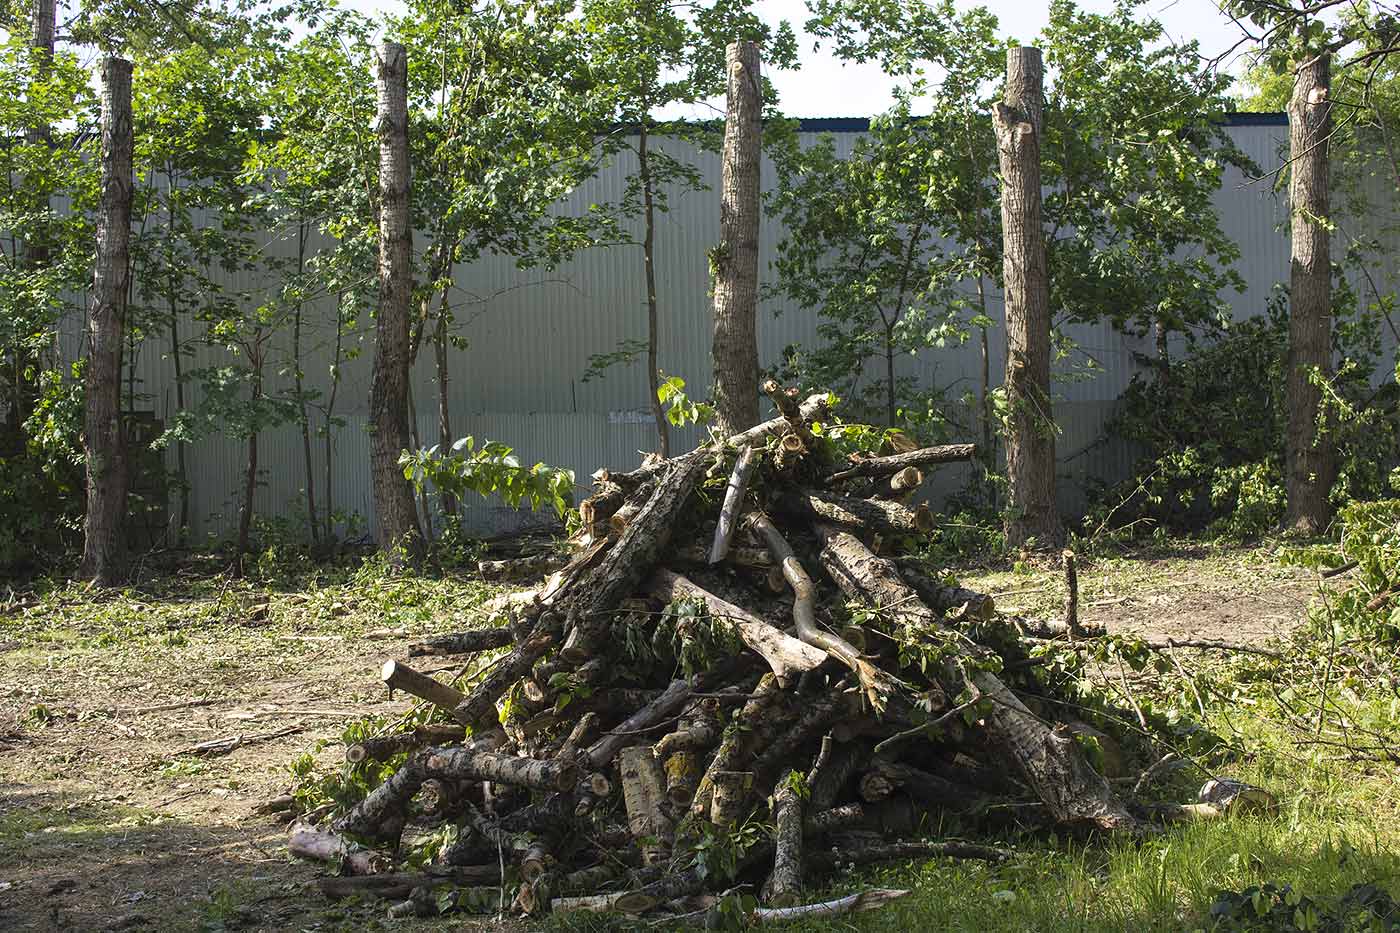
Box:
[336,0,1264,118]
[741,0,1260,117]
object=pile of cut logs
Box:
[285,383,1205,924]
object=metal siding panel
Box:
[45,122,1325,535]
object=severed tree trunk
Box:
[992,47,1059,548]
[828,444,975,482]
[1285,51,1336,535]
[710,40,762,435]
[763,773,804,906]
[777,489,933,538]
[80,57,133,587]
[563,453,711,656]
[368,41,423,557]
[815,525,1135,830]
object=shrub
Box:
[1094,295,1398,539]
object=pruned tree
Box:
[1285,50,1337,534]
[710,39,763,435]
[993,47,1058,547]
[368,40,423,558]
[582,0,795,456]
[795,0,1250,525]
[80,56,134,585]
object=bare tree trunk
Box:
[992,47,1059,548]
[233,342,263,578]
[434,290,458,521]
[369,42,423,558]
[293,219,319,542]
[163,171,189,545]
[1285,51,1336,535]
[710,41,762,435]
[884,325,897,428]
[80,57,133,587]
[976,277,995,475]
[638,120,670,458]
[324,289,345,542]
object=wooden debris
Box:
[278,382,1240,920]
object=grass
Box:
[2,540,1398,932]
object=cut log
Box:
[692,673,783,820]
[856,466,924,501]
[609,502,641,534]
[452,617,561,728]
[648,569,826,683]
[406,627,513,659]
[710,445,757,564]
[814,524,1136,831]
[895,566,997,620]
[607,394,830,492]
[856,759,987,813]
[416,778,462,817]
[380,660,466,715]
[551,891,659,916]
[478,553,568,583]
[709,770,754,827]
[675,542,774,567]
[345,724,470,764]
[662,749,700,805]
[827,444,977,482]
[763,380,815,449]
[288,824,391,875]
[422,747,579,792]
[585,678,693,769]
[318,867,501,901]
[763,772,804,906]
[620,745,673,863]
[563,453,713,659]
[778,489,933,537]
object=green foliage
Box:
[1096,296,1398,540]
[686,814,769,883]
[657,375,715,428]
[402,437,575,519]
[1283,499,1400,646]
[1208,881,1398,932]
[662,596,744,677]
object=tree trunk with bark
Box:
[1285,51,1336,535]
[232,346,262,578]
[710,41,762,435]
[993,47,1059,548]
[80,57,134,586]
[368,41,423,557]
[638,119,671,458]
[293,219,319,542]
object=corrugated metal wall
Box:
[54,115,1395,541]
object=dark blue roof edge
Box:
[794,112,1287,132]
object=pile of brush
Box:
[284,383,1241,924]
